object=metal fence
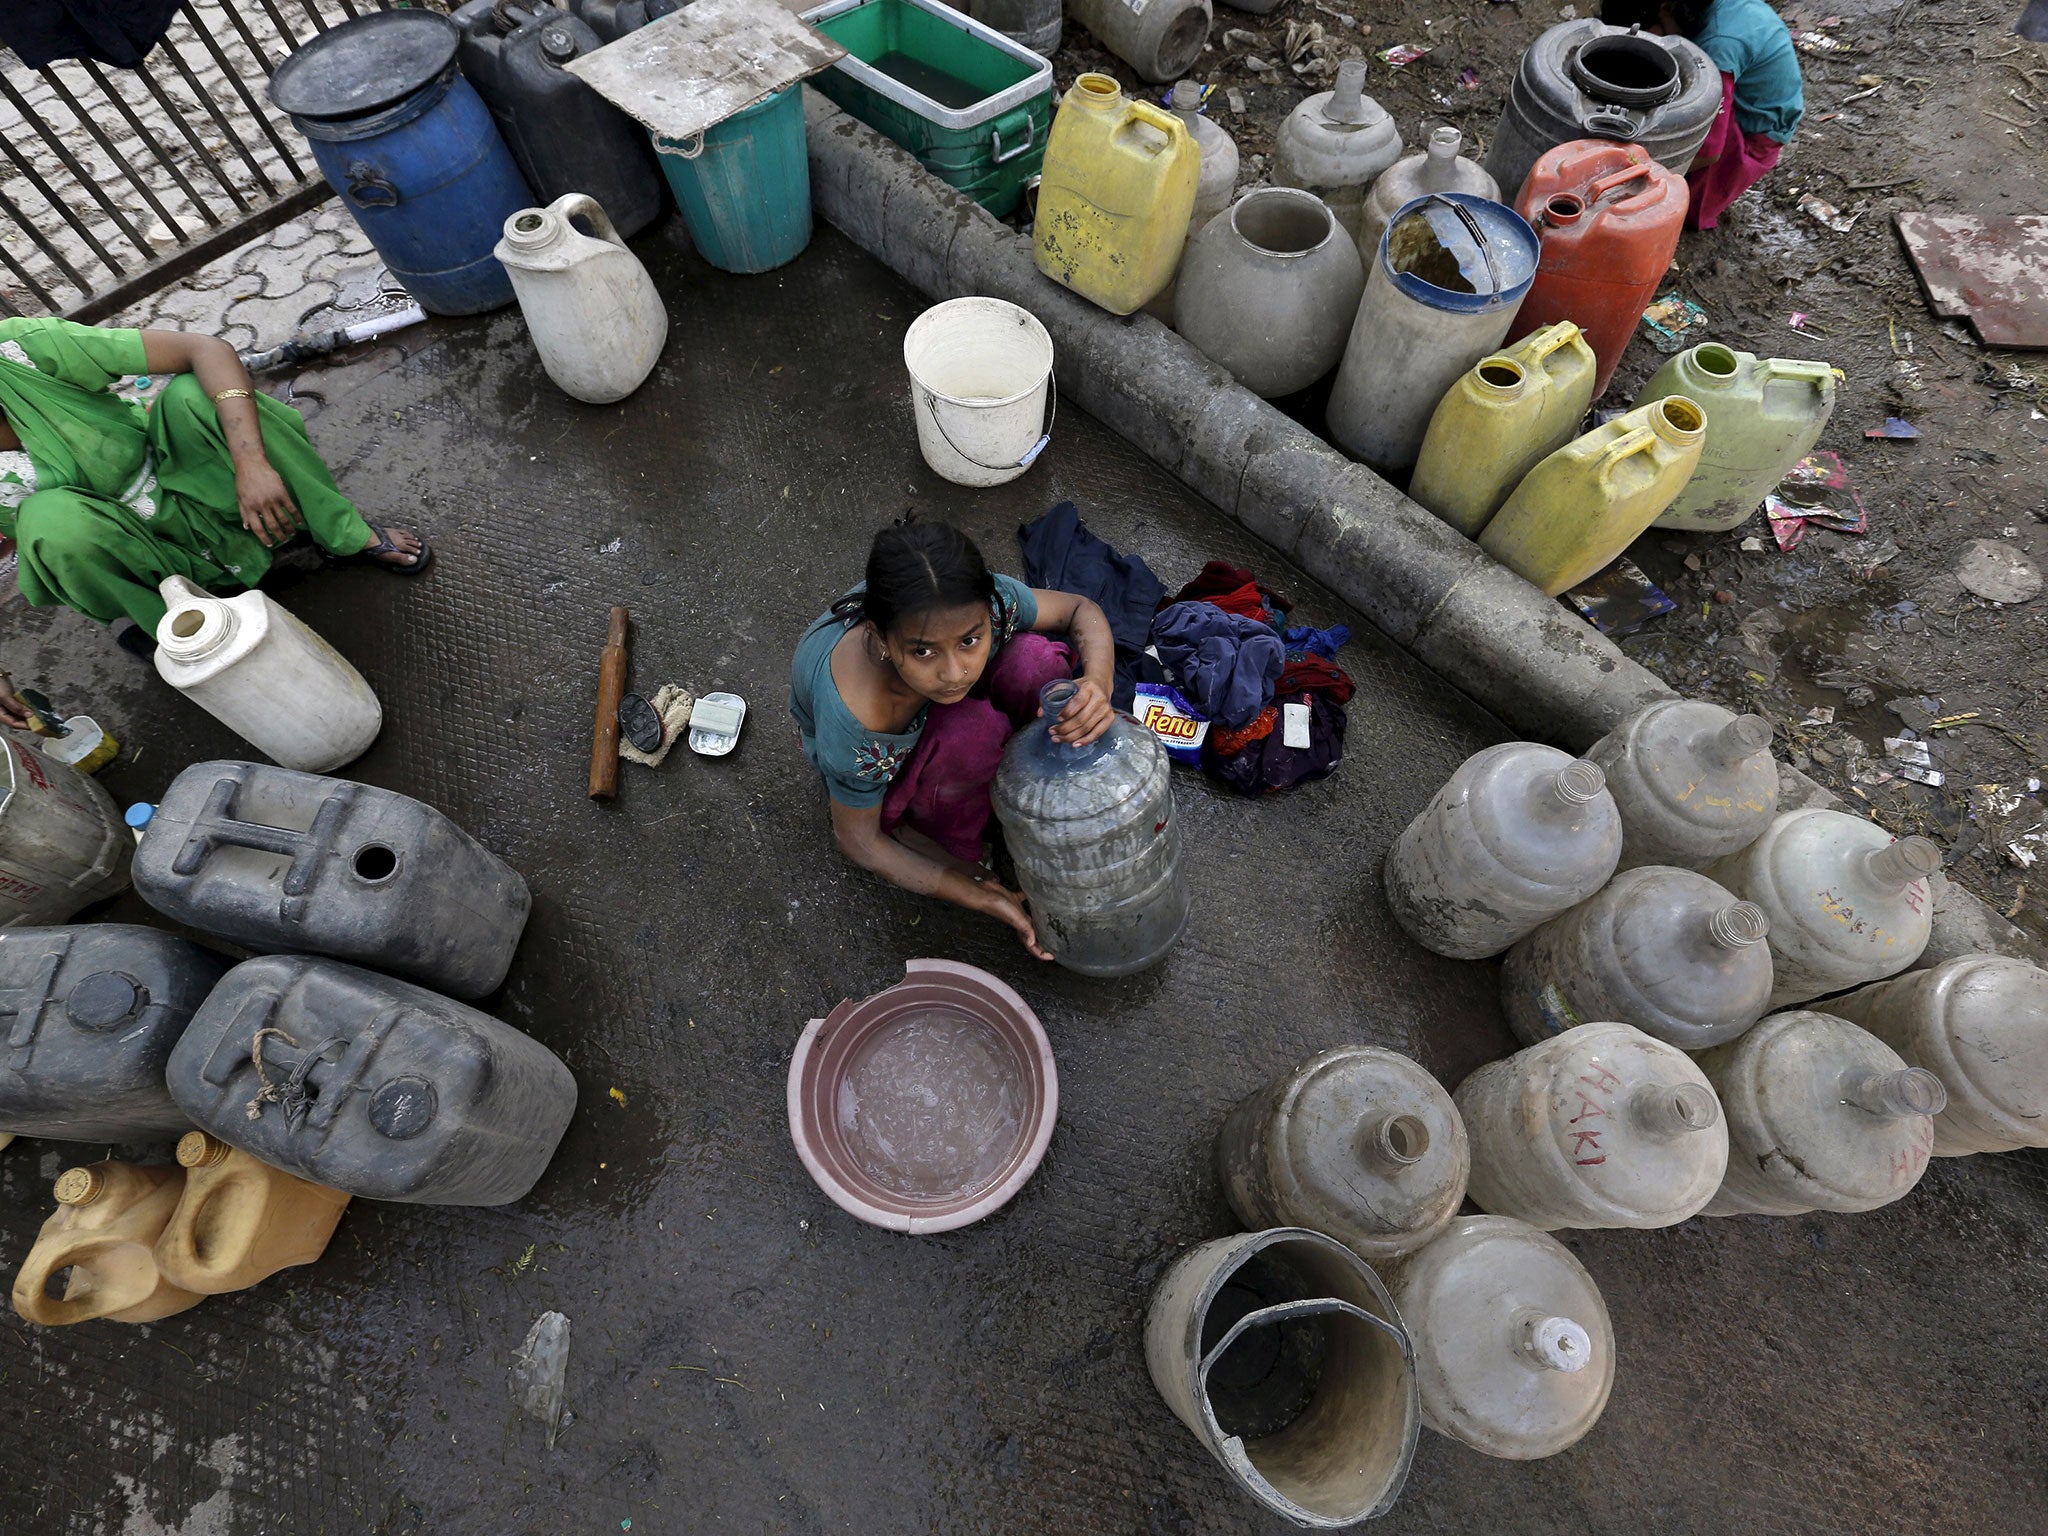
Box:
[0,0,448,321]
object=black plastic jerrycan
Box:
[0,924,231,1142]
[132,762,531,1001]
[167,955,576,1206]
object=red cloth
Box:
[1277,655,1354,705]
[1685,72,1785,231]
[1166,560,1292,621]
[1209,707,1278,756]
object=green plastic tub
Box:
[803,0,1051,217]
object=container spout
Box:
[1704,713,1774,769]
[1326,59,1374,123]
[1863,837,1942,892]
[1628,1081,1720,1139]
[1843,1066,1947,1119]
[1359,1112,1430,1168]
[1514,1310,1593,1373]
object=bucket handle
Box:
[670,131,707,160]
[919,372,1058,475]
[345,161,399,208]
[1198,1296,1408,1383]
[990,113,1036,166]
[1419,193,1501,296]
[1584,105,1644,142]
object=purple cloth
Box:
[1204,689,1348,796]
[1151,601,1285,729]
[880,633,1074,863]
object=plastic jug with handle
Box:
[1830,956,2048,1156]
[1216,1045,1471,1261]
[1407,321,1599,537]
[153,577,382,773]
[0,735,131,927]
[1702,809,1941,1009]
[1696,1010,1944,1216]
[1505,140,1687,398]
[495,192,668,403]
[1635,343,1838,532]
[1384,742,1622,960]
[1585,698,1779,870]
[12,1162,205,1326]
[153,1131,352,1295]
[1379,1214,1614,1460]
[1500,867,1773,1051]
[1478,395,1706,597]
[1033,74,1199,315]
[1456,1021,1729,1230]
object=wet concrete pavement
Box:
[2,224,2046,1535]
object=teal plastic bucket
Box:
[654,86,811,273]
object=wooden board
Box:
[565,0,846,144]
[1894,212,2048,351]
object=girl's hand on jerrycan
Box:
[1043,676,1114,745]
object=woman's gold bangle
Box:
[210,387,253,403]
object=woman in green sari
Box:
[0,316,427,655]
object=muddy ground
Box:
[1060,0,2048,944]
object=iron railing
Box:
[0,0,449,321]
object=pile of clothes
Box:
[1019,504,1352,797]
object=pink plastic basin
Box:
[788,959,1059,1234]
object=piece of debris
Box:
[1864,417,1921,438]
[1895,212,2048,349]
[1794,29,1848,53]
[1798,192,1860,233]
[1458,66,1480,89]
[1884,736,1945,786]
[1789,311,1812,329]
[1836,534,1902,576]
[1803,706,1837,726]
[1740,535,1766,552]
[512,1311,573,1450]
[1641,292,1709,353]
[1564,558,1675,636]
[1955,539,2044,604]
[1377,43,1430,66]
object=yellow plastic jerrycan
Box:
[153,1132,353,1296]
[1033,74,1199,316]
[1480,396,1706,597]
[1408,322,1600,538]
[12,1162,205,1326]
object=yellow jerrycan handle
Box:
[1595,424,1662,493]
[1118,100,1190,156]
[1760,358,1837,395]
[1521,321,1586,366]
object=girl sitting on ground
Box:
[1600,0,1804,230]
[790,518,1116,958]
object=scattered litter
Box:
[1222,27,1259,47]
[1641,292,1709,353]
[1864,417,1921,438]
[608,1086,627,1106]
[1802,706,1836,726]
[1765,451,1869,549]
[1377,43,1430,66]
[1884,736,1945,786]
[1895,212,2048,349]
[1740,535,1766,552]
[512,1311,572,1450]
[1565,558,1675,636]
[1836,533,1902,575]
[1794,29,1848,53]
[1458,66,1480,89]
[1789,311,1811,329]
[1955,539,2044,604]
[1226,87,1248,113]
[1798,192,1860,233]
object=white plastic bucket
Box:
[0,736,131,927]
[903,297,1055,487]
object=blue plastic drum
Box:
[269,11,534,314]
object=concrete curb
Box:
[802,94,2047,970]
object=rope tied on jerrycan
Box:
[245,1026,348,1126]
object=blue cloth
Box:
[789,574,1038,808]
[1151,601,1285,730]
[1283,622,1350,662]
[1018,501,1165,711]
[1695,0,1804,142]
[0,0,181,68]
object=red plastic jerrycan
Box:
[1506,141,1687,398]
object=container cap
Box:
[124,802,156,830]
[267,10,460,121]
[53,1166,103,1205]
[66,971,145,1030]
[1381,193,1539,313]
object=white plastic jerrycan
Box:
[153,576,382,773]
[1380,1214,1615,1460]
[1456,1021,1728,1231]
[496,193,668,404]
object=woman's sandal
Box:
[352,524,434,576]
